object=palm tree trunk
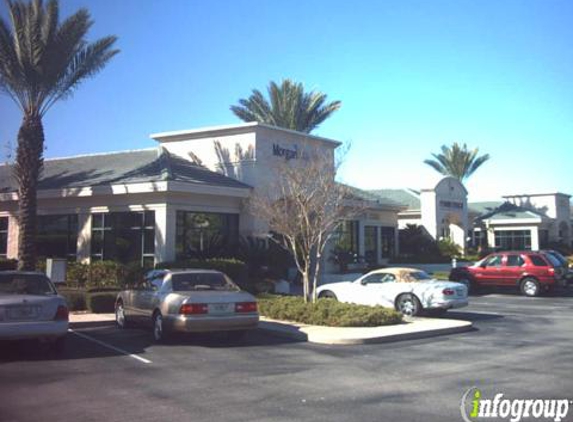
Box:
[14,112,44,271]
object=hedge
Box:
[86,291,119,314]
[257,295,403,327]
[57,287,87,312]
[0,258,18,271]
[156,258,249,288]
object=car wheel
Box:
[458,278,472,293]
[520,277,541,297]
[318,291,337,300]
[396,293,422,317]
[115,301,129,329]
[152,312,167,343]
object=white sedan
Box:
[316,267,468,316]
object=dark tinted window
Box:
[529,255,548,267]
[0,274,55,295]
[171,273,237,291]
[0,217,8,256]
[543,253,561,267]
[547,251,567,266]
[506,255,525,267]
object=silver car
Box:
[0,271,69,350]
[115,269,259,342]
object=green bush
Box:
[437,238,461,258]
[257,295,402,327]
[65,261,144,290]
[0,258,18,271]
[57,288,87,312]
[86,291,119,313]
[156,258,248,287]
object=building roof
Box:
[340,184,405,209]
[0,147,251,193]
[468,201,503,215]
[368,188,421,211]
[475,201,546,222]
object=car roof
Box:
[370,267,425,275]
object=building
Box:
[0,123,403,271]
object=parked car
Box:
[449,251,567,297]
[115,269,259,342]
[541,250,573,284]
[0,271,69,350]
[316,267,468,316]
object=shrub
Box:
[57,288,87,312]
[0,258,18,271]
[156,258,248,287]
[86,291,119,313]
[257,295,402,327]
[437,238,461,258]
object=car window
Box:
[529,255,548,267]
[0,274,56,296]
[171,273,239,291]
[484,255,502,267]
[406,271,432,281]
[542,253,562,268]
[547,251,567,266]
[149,277,164,291]
[506,255,525,267]
[362,273,395,284]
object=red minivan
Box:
[449,251,566,297]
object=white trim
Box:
[484,217,542,225]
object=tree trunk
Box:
[13,112,44,271]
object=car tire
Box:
[115,301,130,329]
[520,277,541,297]
[458,278,473,294]
[318,291,337,300]
[152,311,168,343]
[395,293,422,317]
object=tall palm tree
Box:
[0,0,119,270]
[230,79,341,134]
[424,142,490,181]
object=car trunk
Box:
[0,294,63,323]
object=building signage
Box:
[272,143,300,160]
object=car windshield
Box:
[0,273,56,296]
[543,253,563,268]
[171,273,239,291]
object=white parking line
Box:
[69,329,152,364]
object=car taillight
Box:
[54,305,69,321]
[442,288,455,296]
[548,267,555,275]
[235,302,257,313]
[179,304,208,315]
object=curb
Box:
[258,318,474,345]
[69,320,116,329]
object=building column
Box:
[155,205,177,264]
[7,214,19,260]
[486,227,496,249]
[76,212,91,263]
[530,227,539,250]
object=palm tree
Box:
[230,79,341,134]
[0,0,119,270]
[424,142,490,181]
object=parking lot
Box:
[1,289,572,422]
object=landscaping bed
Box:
[257,295,402,327]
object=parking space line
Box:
[69,329,152,364]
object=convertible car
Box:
[316,267,468,316]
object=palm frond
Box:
[424,142,490,181]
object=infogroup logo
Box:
[460,387,571,422]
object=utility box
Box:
[46,258,67,283]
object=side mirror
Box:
[360,279,368,285]
[480,263,487,268]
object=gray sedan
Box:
[115,269,259,342]
[0,271,69,350]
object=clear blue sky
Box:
[1,0,572,201]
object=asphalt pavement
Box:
[1,288,572,422]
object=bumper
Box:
[428,299,468,310]
[0,320,68,340]
[163,314,259,333]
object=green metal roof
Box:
[368,189,421,210]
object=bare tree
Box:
[249,145,364,302]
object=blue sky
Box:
[1,0,572,201]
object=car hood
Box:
[317,281,354,292]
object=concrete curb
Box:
[69,313,115,330]
[258,317,474,345]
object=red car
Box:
[449,251,567,297]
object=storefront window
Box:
[37,215,78,260]
[334,220,359,255]
[380,227,395,258]
[494,230,531,251]
[176,211,239,259]
[91,211,155,267]
[364,226,378,266]
[0,217,8,257]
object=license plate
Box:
[7,305,40,320]
[208,303,232,314]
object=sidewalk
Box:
[69,312,473,344]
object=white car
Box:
[316,267,468,316]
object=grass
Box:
[257,295,402,327]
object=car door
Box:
[357,273,399,307]
[474,254,503,285]
[136,275,164,320]
[499,254,525,286]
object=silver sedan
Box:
[115,269,259,342]
[0,271,69,350]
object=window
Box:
[334,220,359,256]
[0,217,8,257]
[529,255,548,267]
[506,255,525,267]
[362,273,395,284]
[176,211,239,260]
[380,227,395,258]
[37,214,78,260]
[91,211,155,267]
[364,226,378,266]
[494,230,531,250]
[484,255,502,267]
